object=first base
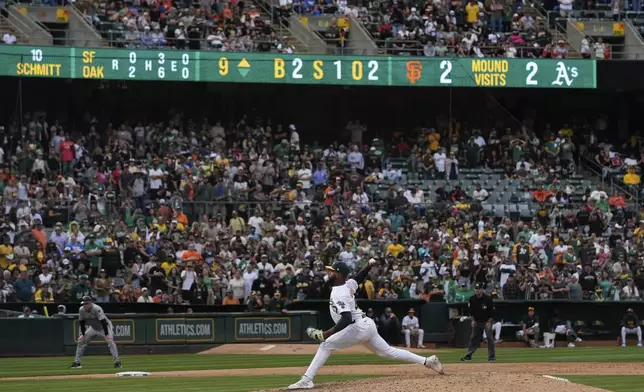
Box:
[542,375,569,383]
[116,372,149,377]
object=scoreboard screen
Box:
[0,46,597,89]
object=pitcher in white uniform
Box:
[288,261,444,390]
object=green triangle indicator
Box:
[238,68,250,77]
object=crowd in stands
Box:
[283,0,574,58]
[76,0,295,53]
[591,135,644,195]
[0,112,642,311]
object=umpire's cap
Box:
[326,261,351,276]
[81,296,93,305]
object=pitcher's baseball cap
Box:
[326,261,350,276]
[81,296,93,305]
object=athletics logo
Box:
[551,62,578,87]
[406,61,423,84]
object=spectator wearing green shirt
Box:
[83,235,103,278]
[544,135,560,160]
[69,275,93,301]
[390,211,405,233]
[394,277,412,299]
[599,271,614,298]
[596,195,610,213]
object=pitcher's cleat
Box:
[288,376,314,389]
[69,362,82,369]
[460,356,472,362]
[424,355,444,375]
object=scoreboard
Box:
[0,45,597,88]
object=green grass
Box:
[0,347,642,378]
[440,346,644,364]
[0,375,382,392]
[0,354,397,378]
[0,348,642,391]
[565,375,644,392]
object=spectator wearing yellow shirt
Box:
[156,218,168,233]
[428,131,441,152]
[0,237,13,269]
[229,211,245,234]
[465,0,480,25]
[635,221,644,244]
[216,156,231,169]
[35,284,55,303]
[559,125,573,140]
[387,239,405,258]
[360,278,375,299]
[161,258,177,276]
[8,257,28,273]
[624,167,640,185]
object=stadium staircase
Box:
[247,0,310,53]
[0,13,33,45]
[525,4,582,58]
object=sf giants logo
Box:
[406,61,423,84]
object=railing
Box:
[10,25,636,57]
[6,6,644,59]
[0,13,31,41]
[248,0,310,52]
[9,200,597,231]
[578,154,640,206]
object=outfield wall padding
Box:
[0,311,318,356]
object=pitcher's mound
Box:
[267,372,608,392]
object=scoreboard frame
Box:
[1,45,597,89]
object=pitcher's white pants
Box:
[403,328,424,347]
[304,317,426,380]
[482,322,502,341]
[622,326,642,342]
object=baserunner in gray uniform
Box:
[70,296,122,369]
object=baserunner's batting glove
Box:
[306,327,325,342]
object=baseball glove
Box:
[306,327,325,342]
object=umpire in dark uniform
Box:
[461,282,496,362]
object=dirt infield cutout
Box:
[265,373,610,392]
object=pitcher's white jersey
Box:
[329,279,364,323]
[290,274,444,390]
